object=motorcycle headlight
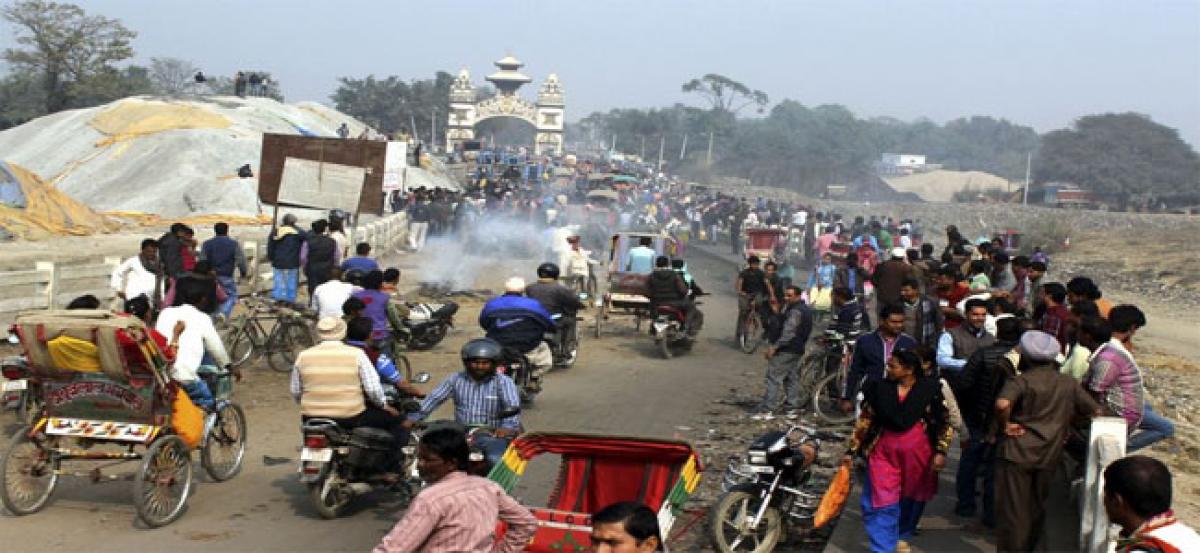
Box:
[748,450,768,465]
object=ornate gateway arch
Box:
[445,54,564,156]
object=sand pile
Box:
[0,161,120,239]
[0,96,374,216]
[884,169,1011,202]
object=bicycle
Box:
[221,295,316,373]
[809,328,861,425]
[735,295,766,354]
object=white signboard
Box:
[382,141,407,192]
[277,157,365,212]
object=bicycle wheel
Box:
[133,435,193,528]
[813,372,855,424]
[225,324,256,368]
[267,319,312,373]
[201,402,247,482]
[1,430,59,515]
[738,313,762,354]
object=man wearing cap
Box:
[479,278,556,392]
[870,247,914,309]
[994,331,1101,552]
[290,317,406,452]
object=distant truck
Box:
[1042,182,1099,209]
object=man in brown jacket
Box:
[871,247,914,308]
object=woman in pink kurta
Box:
[845,349,954,553]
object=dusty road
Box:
[0,251,751,552]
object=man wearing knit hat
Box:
[993,331,1101,551]
[291,317,406,458]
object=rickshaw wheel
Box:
[0,429,59,515]
[17,393,43,428]
[201,402,247,482]
[709,486,783,553]
[134,435,193,527]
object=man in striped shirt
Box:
[404,338,522,467]
[373,427,537,553]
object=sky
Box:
[3,0,1199,146]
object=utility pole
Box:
[611,134,616,152]
[680,133,688,160]
[640,135,646,159]
[431,108,437,152]
[657,135,665,172]
[409,115,418,143]
[706,131,714,168]
[1023,151,1032,205]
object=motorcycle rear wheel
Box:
[709,487,783,553]
[309,479,352,519]
[407,323,448,351]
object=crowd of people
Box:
[99,144,1199,552]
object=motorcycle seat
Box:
[350,426,394,445]
[655,305,686,319]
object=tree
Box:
[330,71,452,141]
[1035,113,1200,209]
[0,70,45,129]
[681,74,768,114]
[2,0,136,113]
[149,57,198,95]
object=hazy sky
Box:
[4,0,1199,145]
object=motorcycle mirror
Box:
[414,372,432,384]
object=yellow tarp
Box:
[0,162,120,239]
[106,211,271,227]
[89,99,232,146]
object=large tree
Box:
[148,57,199,95]
[1035,113,1200,209]
[681,74,769,114]
[1,0,137,112]
[330,71,452,140]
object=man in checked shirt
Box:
[404,338,523,469]
[374,427,537,553]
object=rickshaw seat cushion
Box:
[16,309,145,382]
[171,388,205,449]
[46,335,103,373]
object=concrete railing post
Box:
[1080,416,1127,553]
[35,261,57,310]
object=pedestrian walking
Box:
[752,286,813,421]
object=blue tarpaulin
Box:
[0,161,28,208]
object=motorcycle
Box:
[392,301,458,351]
[497,347,538,405]
[1,355,39,426]
[299,372,431,519]
[546,300,585,369]
[709,424,848,552]
[650,298,703,359]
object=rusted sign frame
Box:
[257,133,387,216]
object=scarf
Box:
[865,377,940,432]
[1117,511,1185,553]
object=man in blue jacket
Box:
[480,277,556,392]
[200,222,248,317]
[840,303,917,414]
[267,213,305,304]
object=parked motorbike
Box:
[299,372,431,519]
[392,302,458,351]
[709,424,847,552]
[1,355,39,426]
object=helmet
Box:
[461,338,504,364]
[536,262,560,279]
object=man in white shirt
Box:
[155,280,236,409]
[111,238,162,309]
[311,267,360,318]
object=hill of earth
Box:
[884,169,1011,202]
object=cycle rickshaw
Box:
[489,432,703,552]
[0,310,246,527]
[593,232,679,338]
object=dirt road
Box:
[0,251,750,552]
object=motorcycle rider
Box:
[344,316,424,398]
[403,338,522,468]
[646,256,703,337]
[479,277,556,392]
[526,263,585,354]
[290,317,407,468]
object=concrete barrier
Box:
[0,257,121,327]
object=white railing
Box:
[1080,416,1127,553]
[0,257,121,327]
